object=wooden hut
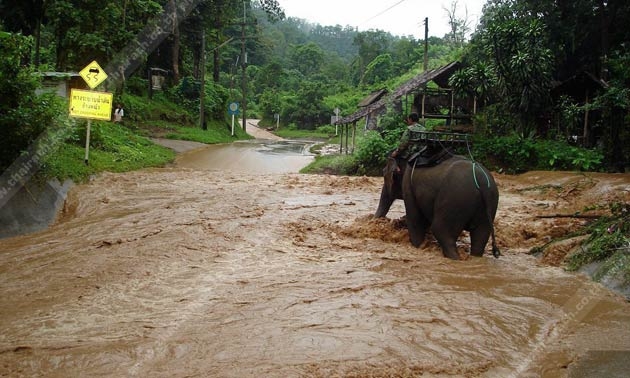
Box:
[551,71,609,147]
[335,61,477,153]
[356,88,388,130]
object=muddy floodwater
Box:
[1,138,630,377]
[175,139,315,173]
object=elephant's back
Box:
[439,156,497,192]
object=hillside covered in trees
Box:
[1,0,629,173]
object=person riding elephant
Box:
[375,153,500,260]
[390,112,426,160]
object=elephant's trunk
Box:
[375,184,394,218]
[374,157,404,218]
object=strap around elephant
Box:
[472,162,491,189]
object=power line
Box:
[360,0,408,26]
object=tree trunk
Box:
[34,16,42,68]
[192,32,201,79]
[213,6,223,82]
[122,0,128,30]
[170,0,180,83]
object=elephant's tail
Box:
[489,220,500,258]
[472,162,500,258]
[482,192,500,258]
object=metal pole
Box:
[84,120,91,165]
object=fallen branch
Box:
[535,214,601,219]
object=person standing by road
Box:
[113,103,124,123]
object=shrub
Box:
[125,76,148,96]
[0,32,68,171]
[354,130,391,175]
[315,124,336,136]
[565,202,630,277]
[473,135,603,172]
[535,139,603,171]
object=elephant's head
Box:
[374,157,405,218]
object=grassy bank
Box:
[41,121,176,183]
[39,93,251,183]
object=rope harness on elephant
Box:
[436,134,500,258]
[472,161,491,189]
[404,131,501,259]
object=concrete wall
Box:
[0,179,73,239]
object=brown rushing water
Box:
[1,141,630,377]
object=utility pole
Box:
[422,17,429,120]
[241,1,248,133]
[423,17,429,71]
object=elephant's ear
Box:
[384,157,399,194]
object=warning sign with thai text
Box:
[69,89,113,120]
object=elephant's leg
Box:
[431,218,462,260]
[469,225,492,257]
[403,200,427,247]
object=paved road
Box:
[152,119,282,153]
[243,119,283,140]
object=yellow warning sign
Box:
[79,60,108,89]
[69,89,113,120]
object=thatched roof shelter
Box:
[337,61,462,125]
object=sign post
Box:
[228,102,239,136]
[72,60,112,165]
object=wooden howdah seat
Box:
[406,131,472,167]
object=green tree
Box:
[0,0,48,66]
[288,42,325,77]
[353,30,392,85]
[257,88,281,122]
[593,49,630,172]
[443,0,471,46]
[0,32,66,171]
[282,80,328,129]
[363,53,394,85]
[476,1,554,135]
[390,37,421,75]
[43,0,162,71]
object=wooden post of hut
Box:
[339,123,344,153]
[345,124,349,154]
[449,88,455,128]
[583,91,590,147]
[352,122,357,153]
[421,88,426,120]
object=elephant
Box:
[375,153,499,260]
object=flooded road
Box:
[1,135,630,377]
[175,139,315,173]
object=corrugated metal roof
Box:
[38,72,81,78]
[357,88,388,107]
[337,61,461,124]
